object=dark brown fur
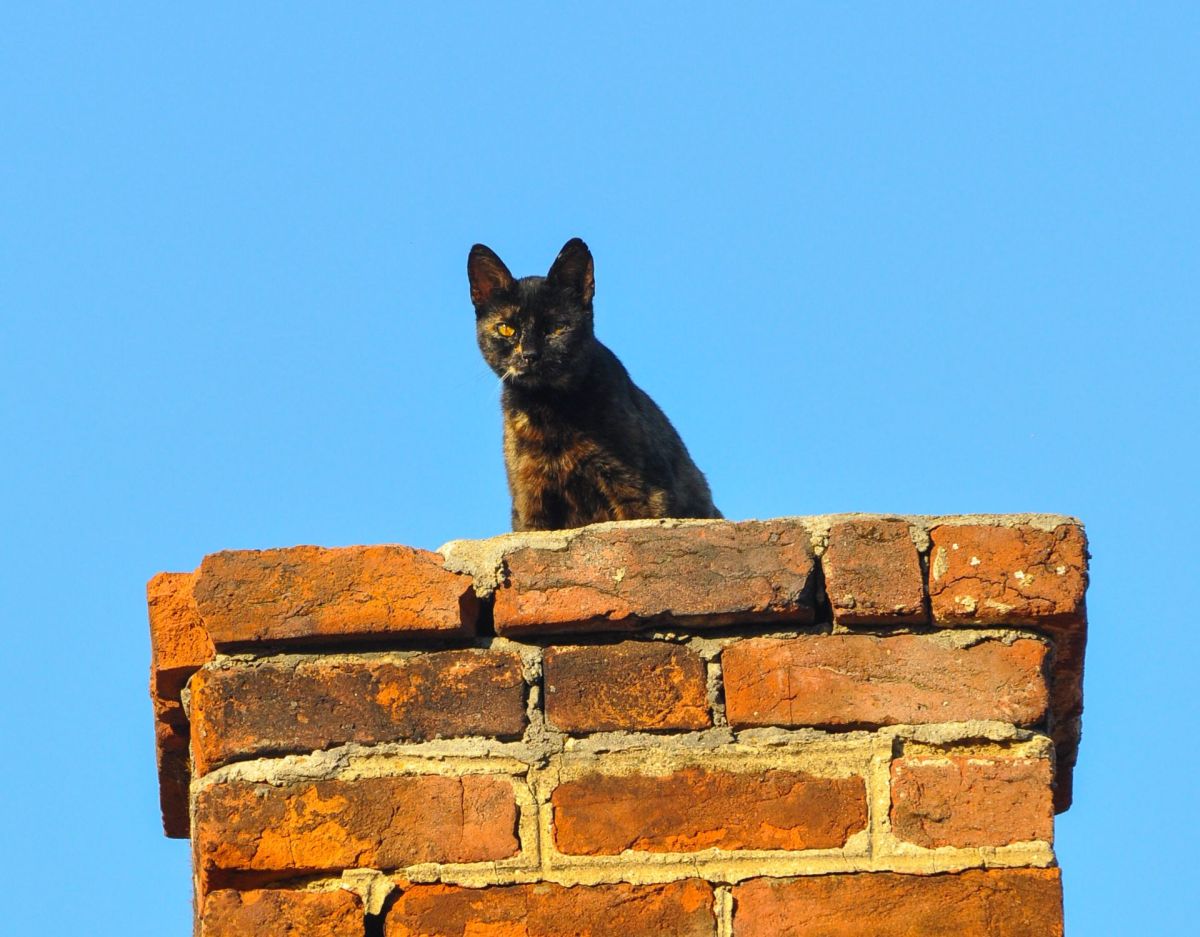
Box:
[468,238,720,531]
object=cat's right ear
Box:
[468,244,515,309]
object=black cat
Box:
[467,237,721,531]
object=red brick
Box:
[195,774,519,873]
[927,521,1088,812]
[386,881,716,937]
[732,869,1062,936]
[824,517,927,625]
[193,544,479,647]
[891,748,1054,848]
[552,766,865,854]
[493,520,816,636]
[201,889,361,937]
[722,635,1049,729]
[544,642,711,733]
[190,650,527,775]
[928,522,1087,627]
[147,571,214,838]
[153,696,190,838]
[148,571,215,696]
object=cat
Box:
[467,237,721,531]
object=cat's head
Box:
[468,238,596,390]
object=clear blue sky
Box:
[2,4,1196,934]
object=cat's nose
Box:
[518,347,541,363]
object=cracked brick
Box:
[193,545,479,647]
[722,634,1049,729]
[493,519,817,636]
[928,523,1086,627]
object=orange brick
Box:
[493,520,816,636]
[190,650,527,774]
[722,635,1049,729]
[193,544,479,647]
[891,748,1054,848]
[386,881,716,936]
[552,766,865,854]
[195,774,519,874]
[147,571,214,838]
[732,869,1062,936]
[823,517,927,625]
[544,642,711,733]
[148,571,214,696]
[928,522,1087,626]
[201,889,361,937]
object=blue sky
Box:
[1,4,1196,933]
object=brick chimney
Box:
[148,514,1086,935]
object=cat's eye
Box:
[496,323,515,338]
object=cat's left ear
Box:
[547,238,595,306]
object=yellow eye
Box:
[496,323,515,338]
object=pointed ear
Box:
[546,237,594,306]
[468,244,515,308]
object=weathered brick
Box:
[153,697,191,840]
[928,522,1087,626]
[552,766,865,854]
[201,889,362,937]
[722,635,1049,729]
[193,544,479,646]
[190,650,527,774]
[824,517,927,625]
[147,571,214,838]
[493,519,816,636]
[732,869,1062,936]
[1048,622,1087,812]
[891,747,1054,848]
[927,521,1088,811]
[386,881,716,937]
[544,642,711,733]
[195,774,519,873]
[148,571,214,696]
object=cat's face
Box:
[468,238,596,391]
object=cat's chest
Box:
[503,406,607,481]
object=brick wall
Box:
[148,514,1087,936]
